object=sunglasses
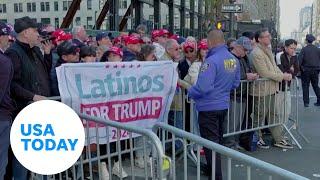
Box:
[185,49,194,54]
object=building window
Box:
[87,17,93,29]
[149,15,154,21]
[63,1,72,11]
[41,18,51,25]
[0,4,6,13]
[55,18,59,28]
[87,0,92,10]
[0,19,7,23]
[54,1,58,11]
[14,3,23,13]
[63,1,68,11]
[46,2,50,11]
[75,17,81,26]
[27,2,36,12]
[120,0,127,9]
[41,2,50,12]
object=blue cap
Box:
[0,22,10,36]
[235,36,253,51]
[96,31,109,41]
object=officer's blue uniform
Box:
[188,44,240,180]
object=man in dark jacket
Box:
[4,16,52,180]
[50,41,80,96]
[223,36,258,149]
[122,35,142,61]
[277,39,299,90]
[277,39,299,125]
[0,22,14,180]
[298,34,320,107]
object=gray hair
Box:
[138,44,156,61]
[136,24,147,32]
[165,39,178,50]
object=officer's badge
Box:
[200,63,209,72]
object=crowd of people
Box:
[1,15,320,180]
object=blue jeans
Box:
[0,120,10,180]
[168,110,183,150]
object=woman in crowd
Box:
[100,46,123,62]
[178,39,208,136]
[80,45,97,63]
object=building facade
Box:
[236,0,280,35]
[299,6,312,31]
[0,0,205,33]
[312,0,320,39]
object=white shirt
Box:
[186,59,192,66]
[153,42,165,60]
[276,52,283,65]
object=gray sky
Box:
[280,0,313,38]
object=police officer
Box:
[298,34,320,107]
[188,29,240,180]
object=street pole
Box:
[94,11,97,30]
[229,0,236,38]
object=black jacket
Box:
[122,49,137,62]
[231,54,251,99]
[178,59,190,79]
[0,51,15,120]
[50,58,69,96]
[5,40,52,111]
[278,52,299,90]
[298,44,320,70]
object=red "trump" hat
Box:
[124,35,143,45]
[107,46,123,57]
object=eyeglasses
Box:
[144,41,152,44]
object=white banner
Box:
[56,61,178,144]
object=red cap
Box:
[151,30,161,40]
[124,35,143,45]
[183,40,197,51]
[170,34,179,40]
[52,29,72,45]
[198,39,208,50]
[159,29,170,37]
[113,36,121,44]
[108,46,123,57]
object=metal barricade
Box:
[31,113,171,180]
[153,122,309,180]
[177,78,303,150]
[285,77,309,143]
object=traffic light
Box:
[215,20,229,32]
[217,22,223,30]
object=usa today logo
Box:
[10,100,85,175]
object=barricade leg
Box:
[282,124,302,150]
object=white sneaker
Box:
[135,157,152,169]
[135,157,145,168]
[100,162,110,180]
[112,161,128,178]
